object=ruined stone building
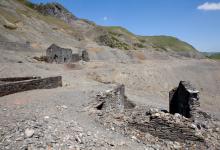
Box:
[46,44,72,63]
[169,81,200,120]
[46,44,90,63]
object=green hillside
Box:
[15,0,200,53]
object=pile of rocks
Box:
[0,115,115,150]
[89,82,220,149]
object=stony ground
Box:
[0,1,220,149]
[0,46,220,149]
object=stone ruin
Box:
[0,76,62,97]
[46,44,89,63]
[169,81,200,121]
[88,82,220,149]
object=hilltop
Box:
[0,0,204,58]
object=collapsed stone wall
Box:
[95,84,135,113]
[46,44,73,63]
[0,41,31,51]
[45,44,90,64]
[169,81,200,121]
[89,83,220,149]
[129,110,204,142]
[0,76,40,83]
[0,76,62,97]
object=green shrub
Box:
[133,43,145,48]
[17,0,37,9]
[98,34,132,50]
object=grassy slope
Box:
[101,26,197,52]
[13,0,199,52]
[139,36,197,52]
[204,53,220,60]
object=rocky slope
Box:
[0,0,204,58]
[0,1,220,149]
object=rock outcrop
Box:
[35,3,78,24]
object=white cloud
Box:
[103,16,108,21]
[198,2,220,11]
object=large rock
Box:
[35,3,78,24]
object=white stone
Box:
[61,105,68,109]
[25,128,34,138]
[190,123,197,129]
[174,113,182,118]
[44,116,50,119]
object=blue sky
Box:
[31,0,220,52]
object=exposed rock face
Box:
[169,81,200,120]
[35,3,78,24]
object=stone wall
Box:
[46,44,90,63]
[0,76,40,83]
[81,50,90,62]
[0,41,31,51]
[129,110,204,142]
[72,53,81,62]
[169,81,200,120]
[0,76,62,97]
[46,44,72,63]
[96,84,126,113]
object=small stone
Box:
[149,108,159,114]
[214,127,219,132]
[25,128,35,138]
[15,137,23,141]
[174,113,182,118]
[3,108,7,111]
[87,131,92,136]
[131,136,138,141]
[190,123,197,129]
[152,113,160,117]
[44,116,50,119]
[75,135,83,144]
[62,105,68,109]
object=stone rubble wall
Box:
[90,84,220,148]
[0,41,31,51]
[0,76,40,83]
[46,44,90,64]
[129,111,204,142]
[0,76,62,97]
[96,84,126,113]
[94,84,135,113]
[169,81,200,120]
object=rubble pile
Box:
[89,82,220,149]
[0,115,115,150]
